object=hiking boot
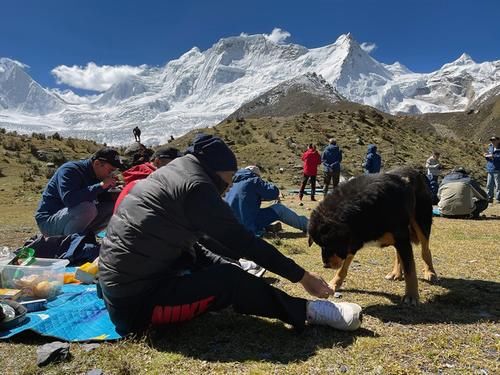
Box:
[306,300,362,331]
[311,196,316,201]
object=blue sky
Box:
[2,0,499,92]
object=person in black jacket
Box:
[99,134,362,335]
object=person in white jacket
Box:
[425,151,442,183]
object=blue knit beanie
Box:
[186,133,237,172]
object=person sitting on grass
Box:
[35,148,123,237]
[438,167,489,219]
[99,134,362,336]
[114,146,182,210]
[121,146,182,186]
[225,165,309,235]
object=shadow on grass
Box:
[276,232,308,239]
[348,277,499,325]
[148,310,377,363]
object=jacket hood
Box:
[232,168,259,183]
[367,144,377,153]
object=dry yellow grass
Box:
[0,195,498,374]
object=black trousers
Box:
[104,246,307,335]
[323,170,340,195]
[299,174,317,197]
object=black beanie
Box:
[186,134,237,172]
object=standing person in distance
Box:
[322,139,343,196]
[299,144,322,201]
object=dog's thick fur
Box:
[308,167,437,304]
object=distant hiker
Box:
[35,148,124,236]
[438,167,489,219]
[170,135,175,141]
[362,144,381,174]
[100,133,362,336]
[484,136,500,203]
[225,165,309,235]
[322,139,343,196]
[299,144,322,201]
[425,151,442,183]
[133,126,141,143]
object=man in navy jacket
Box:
[225,166,308,235]
[321,139,343,196]
[35,148,123,236]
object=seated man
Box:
[35,148,123,236]
[225,166,308,235]
[438,167,489,219]
[99,134,362,335]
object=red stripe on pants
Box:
[151,296,215,325]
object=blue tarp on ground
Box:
[0,280,122,342]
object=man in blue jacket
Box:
[322,139,343,196]
[225,166,308,235]
[363,144,382,174]
[484,136,500,203]
[35,148,123,236]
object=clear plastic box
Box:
[0,258,69,299]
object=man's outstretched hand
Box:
[300,271,334,299]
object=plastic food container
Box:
[0,258,69,300]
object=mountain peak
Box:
[453,53,475,65]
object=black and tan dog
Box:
[308,167,437,304]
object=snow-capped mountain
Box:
[0,58,63,115]
[0,33,499,145]
[228,72,345,119]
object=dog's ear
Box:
[308,235,314,247]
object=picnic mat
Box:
[0,282,122,342]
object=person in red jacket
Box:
[299,144,322,201]
[115,147,181,210]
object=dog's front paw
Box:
[385,272,404,281]
[423,270,438,283]
[329,277,344,292]
[402,294,419,306]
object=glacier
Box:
[0,33,499,145]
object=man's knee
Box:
[64,202,98,234]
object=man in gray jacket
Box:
[99,134,362,335]
[438,167,489,218]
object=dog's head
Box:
[308,210,352,269]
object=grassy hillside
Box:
[422,95,500,142]
[0,118,498,374]
[171,107,490,187]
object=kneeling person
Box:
[438,167,489,218]
[35,148,123,236]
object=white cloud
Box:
[239,32,249,37]
[51,62,145,92]
[51,88,101,104]
[360,42,377,54]
[263,28,291,44]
